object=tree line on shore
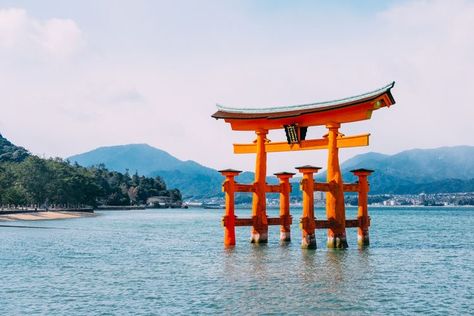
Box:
[0,134,182,207]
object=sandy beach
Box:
[0,211,95,222]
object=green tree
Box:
[15,156,52,205]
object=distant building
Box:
[147,196,182,208]
[383,200,396,206]
[419,193,426,204]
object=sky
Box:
[0,0,473,174]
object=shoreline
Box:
[0,211,96,222]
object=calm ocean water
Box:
[0,207,472,315]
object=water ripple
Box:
[0,207,472,315]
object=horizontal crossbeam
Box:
[314,219,362,229]
[265,184,281,193]
[227,217,369,228]
[230,182,359,194]
[343,183,360,192]
[314,183,330,192]
[234,133,370,154]
[235,184,254,192]
[231,184,283,193]
[304,182,360,192]
[233,217,288,227]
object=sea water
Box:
[0,207,473,315]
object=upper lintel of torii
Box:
[212,82,396,131]
[212,82,396,154]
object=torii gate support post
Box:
[274,172,295,242]
[251,129,269,243]
[326,122,348,249]
[219,169,241,247]
[351,169,373,247]
[297,166,321,249]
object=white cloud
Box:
[0,8,84,60]
[40,18,84,58]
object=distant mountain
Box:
[148,165,222,199]
[337,146,474,194]
[69,144,474,199]
[69,144,225,199]
[69,144,202,175]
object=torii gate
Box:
[212,82,395,249]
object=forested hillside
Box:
[0,134,181,207]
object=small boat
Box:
[202,203,223,209]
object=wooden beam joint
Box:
[314,182,330,192]
[265,184,281,193]
[343,183,360,192]
[235,183,255,193]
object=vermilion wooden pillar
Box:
[251,129,269,243]
[351,169,373,247]
[274,172,295,242]
[325,122,348,249]
[219,169,241,247]
[296,166,321,249]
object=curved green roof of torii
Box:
[212,81,395,119]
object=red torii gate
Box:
[212,82,395,249]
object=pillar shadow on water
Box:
[248,244,270,282]
[222,247,236,282]
[357,247,371,264]
[324,250,348,284]
[355,248,373,281]
[299,249,321,285]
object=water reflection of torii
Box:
[212,82,396,249]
